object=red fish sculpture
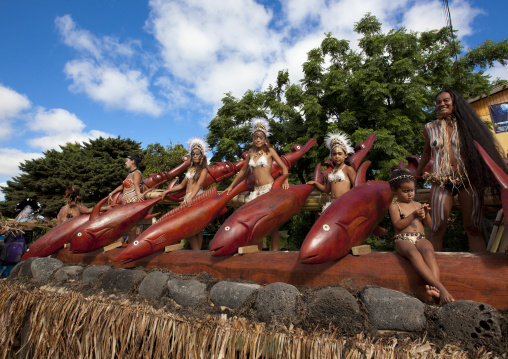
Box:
[210,165,322,256]
[69,196,161,253]
[398,154,433,181]
[22,213,91,260]
[109,155,191,206]
[114,179,251,264]
[474,140,508,223]
[299,179,393,264]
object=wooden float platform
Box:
[53,248,508,310]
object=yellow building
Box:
[468,83,508,155]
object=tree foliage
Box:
[0,137,142,217]
[207,13,508,184]
[143,142,188,175]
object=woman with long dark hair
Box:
[415,89,506,252]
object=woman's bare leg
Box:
[429,184,454,251]
[457,188,486,252]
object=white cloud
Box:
[64,59,163,116]
[402,0,482,39]
[0,148,42,179]
[147,0,282,112]
[485,62,508,82]
[0,84,31,141]
[56,15,163,116]
[25,107,114,152]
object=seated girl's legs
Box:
[457,188,486,252]
[429,184,454,251]
[415,238,440,282]
[396,239,454,303]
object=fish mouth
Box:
[298,253,319,263]
[209,246,224,256]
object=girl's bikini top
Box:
[249,155,269,169]
[185,169,196,180]
[395,200,418,219]
[123,170,141,188]
[328,166,349,183]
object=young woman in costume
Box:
[108,153,144,243]
[225,118,289,251]
[307,131,356,211]
[56,186,94,225]
[159,137,209,250]
[389,167,454,304]
[414,90,506,252]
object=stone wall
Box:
[6,257,508,355]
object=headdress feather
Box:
[187,137,209,157]
[251,118,270,137]
[325,131,353,154]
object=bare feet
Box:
[425,285,440,299]
[439,288,455,304]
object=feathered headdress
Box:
[15,198,41,213]
[187,137,209,157]
[325,131,353,154]
[251,118,270,137]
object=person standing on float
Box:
[225,118,289,251]
[414,90,506,252]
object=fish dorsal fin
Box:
[156,187,218,223]
[354,161,371,187]
[272,174,290,189]
[91,196,109,220]
[312,163,324,184]
[164,178,178,191]
[474,140,508,190]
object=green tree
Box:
[143,142,188,175]
[206,13,508,245]
[0,137,142,217]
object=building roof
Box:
[468,82,508,103]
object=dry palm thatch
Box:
[0,282,497,359]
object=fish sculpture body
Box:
[21,214,90,260]
[114,180,251,263]
[299,180,393,264]
[210,168,319,256]
[69,196,161,253]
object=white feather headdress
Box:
[251,118,270,137]
[187,137,209,157]
[325,131,353,154]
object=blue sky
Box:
[0,0,507,200]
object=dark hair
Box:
[127,153,143,168]
[389,166,415,190]
[65,186,81,202]
[437,89,506,198]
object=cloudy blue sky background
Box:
[0,0,507,200]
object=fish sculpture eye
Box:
[77,232,82,237]
[225,226,230,231]
[296,145,301,150]
[323,224,330,231]
[134,240,139,246]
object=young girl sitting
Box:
[159,137,209,250]
[388,167,454,304]
[307,131,356,210]
[225,118,289,251]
